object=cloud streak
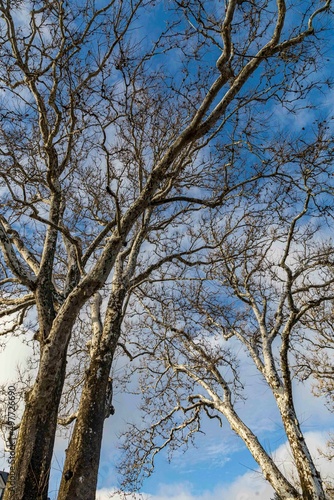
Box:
[96,430,334,500]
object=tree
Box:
[117,130,334,499]
[0,0,332,499]
[297,313,334,415]
[294,281,334,467]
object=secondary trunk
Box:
[57,285,126,500]
[57,350,113,500]
[218,401,301,499]
[275,391,326,500]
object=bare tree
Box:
[0,0,332,499]
[298,318,334,415]
[0,1,154,498]
[294,291,334,465]
[118,131,334,499]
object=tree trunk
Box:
[3,344,68,500]
[275,391,326,500]
[218,401,301,499]
[3,235,123,499]
[57,285,125,500]
[57,351,113,500]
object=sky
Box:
[94,357,333,500]
[0,334,333,500]
[1,1,334,499]
[95,427,334,500]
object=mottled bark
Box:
[219,402,300,499]
[57,353,112,500]
[2,229,125,500]
[2,289,94,499]
[275,392,326,500]
[257,352,326,498]
[2,192,65,499]
[57,286,126,500]
[3,345,68,500]
[273,312,325,499]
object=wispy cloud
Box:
[0,337,32,385]
[97,430,334,500]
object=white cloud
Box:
[96,488,146,500]
[0,336,32,385]
[96,431,334,500]
[96,479,272,500]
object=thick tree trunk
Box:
[218,402,301,499]
[3,235,123,499]
[275,392,326,500]
[3,344,68,500]
[3,291,85,499]
[57,351,113,500]
[57,285,125,500]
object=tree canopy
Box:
[0,1,333,499]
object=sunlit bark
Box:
[0,0,332,499]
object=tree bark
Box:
[275,391,326,500]
[216,401,301,499]
[2,232,125,499]
[57,352,112,500]
[57,286,126,500]
[3,292,82,499]
[3,342,68,500]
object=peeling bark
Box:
[57,285,126,500]
[275,392,326,500]
[3,350,68,500]
[219,402,300,499]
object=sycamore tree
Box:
[0,0,333,499]
[294,274,334,469]
[118,128,334,500]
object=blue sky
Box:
[93,374,333,499]
[2,333,332,499]
[100,388,333,499]
[1,1,334,499]
[95,427,333,500]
